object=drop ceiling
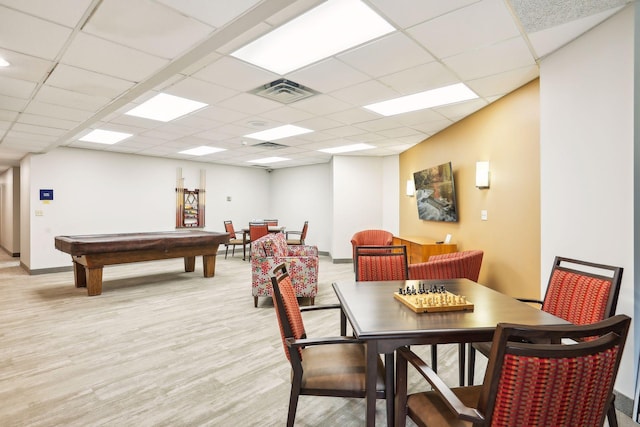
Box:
[0,0,631,173]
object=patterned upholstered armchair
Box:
[408,250,484,281]
[251,232,318,307]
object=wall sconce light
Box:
[406,179,415,196]
[476,161,490,188]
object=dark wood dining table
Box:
[332,278,568,427]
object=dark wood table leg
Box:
[184,256,196,272]
[73,261,86,288]
[385,352,394,427]
[202,255,216,277]
[242,231,248,261]
[366,341,378,426]
[458,342,465,386]
[86,267,103,296]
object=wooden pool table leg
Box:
[184,256,196,272]
[73,261,87,288]
[86,267,103,296]
[202,255,216,277]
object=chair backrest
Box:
[355,245,408,281]
[351,229,394,260]
[249,222,269,241]
[541,256,623,325]
[223,220,236,239]
[409,250,484,282]
[264,219,278,226]
[271,263,306,363]
[300,221,309,240]
[477,315,630,426]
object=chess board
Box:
[394,290,474,313]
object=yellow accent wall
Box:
[399,80,541,298]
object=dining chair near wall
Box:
[395,314,630,427]
[222,220,247,259]
[264,219,278,226]
[248,222,269,259]
[285,221,308,245]
[270,263,387,427]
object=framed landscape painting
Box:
[413,161,458,222]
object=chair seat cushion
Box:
[228,238,244,245]
[407,385,483,427]
[301,343,385,393]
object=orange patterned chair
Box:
[354,245,408,281]
[408,250,484,281]
[468,256,623,426]
[408,250,483,383]
[395,315,630,427]
[350,229,393,267]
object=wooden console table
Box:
[392,236,457,264]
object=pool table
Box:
[54,230,229,296]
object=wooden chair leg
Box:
[254,296,258,307]
[310,296,315,306]
[607,396,618,427]
[458,342,465,386]
[468,344,476,385]
[224,245,229,259]
[287,381,301,427]
[431,344,437,373]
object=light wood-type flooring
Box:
[0,250,633,426]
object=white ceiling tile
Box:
[0,95,28,112]
[290,94,352,116]
[293,116,345,132]
[378,62,460,95]
[0,75,37,99]
[257,106,315,124]
[17,112,79,130]
[193,56,279,92]
[12,122,66,137]
[433,98,489,121]
[61,32,169,82]
[192,105,249,124]
[408,0,520,58]
[443,37,536,80]
[0,0,95,27]
[288,58,370,93]
[0,6,73,60]
[0,110,19,121]
[325,108,381,126]
[0,49,53,83]
[330,80,399,105]
[83,0,214,59]
[35,85,111,112]
[24,100,92,122]
[467,65,539,98]
[164,77,238,105]
[338,32,434,78]
[156,0,261,28]
[395,109,449,127]
[45,64,135,98]
[218,93,282,115]
[5,129,57,143]
[354,117,404,132]
[2,138,51,151]
[370,0,480,28]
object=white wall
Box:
[23,147,271,270]
[268,163,332,252]
[0,167,19,254]
[540,4,635,400]
[331,155,399,260]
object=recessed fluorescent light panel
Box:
[244,125,312,141]
[0,57,9,67]
[319,143,374,154]
[364,83,478,116]
[79,129,132,145]
[179,146,226,156]
[248,157,290,164]
[231,0,395,74]
[125,93,208,122]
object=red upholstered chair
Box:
[408,250,484,281]
[355,245,408,281]
[270,263,387,427]
[222,220,247,259]
[395,315,630,427]
[408,250,484,384]
[350,229,394,264]
[468,256,623,426]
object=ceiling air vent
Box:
[250,79,319,104]
[253,141,288,149]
